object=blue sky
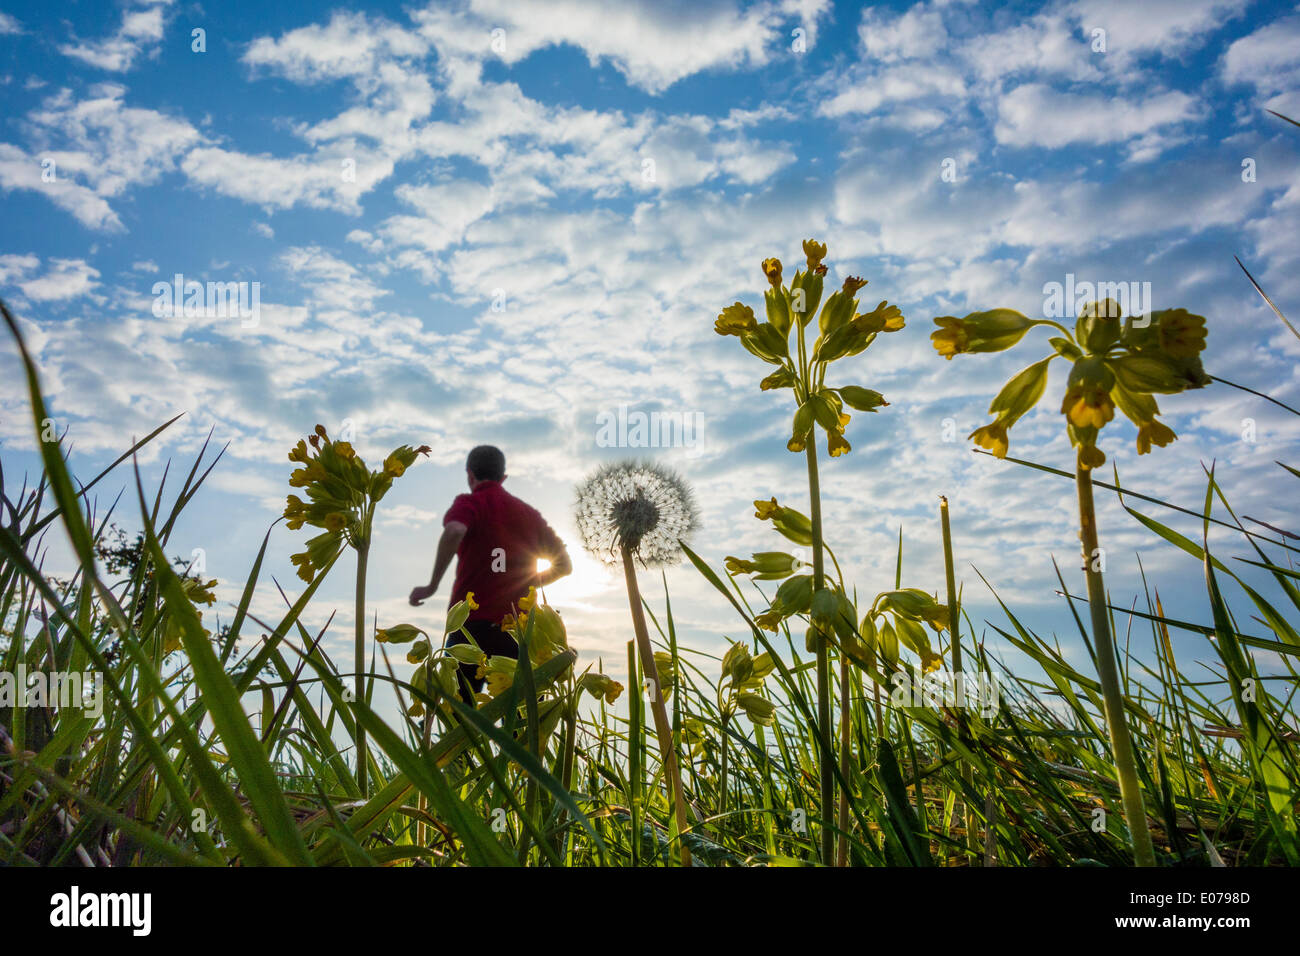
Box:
[1,0,1298,707]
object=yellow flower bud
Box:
[1157,309,1207,358]
[761,257,783,287]
[802,238,827,269]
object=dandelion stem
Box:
[1075,453,1157,867]
[621,547,692,866]
[626,640,642,867]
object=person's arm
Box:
[409,521,467,606]
[531,517,573,591]
[533,541,572,590]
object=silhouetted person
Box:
[409,445,572,701]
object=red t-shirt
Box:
[444,481,566,623]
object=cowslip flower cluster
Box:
[282,424,430,582]
[930,300,1210,467]
[715,240,903,458]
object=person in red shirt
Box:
[409,445,572,701]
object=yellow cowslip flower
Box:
[518,586,537,612]
[826,429,850,457]
[837,411,851,429]
[288,439,311,463]
[604,680,624,705]
[484,670,512,697]
[333,441,356,460]
[324,512,347,533]
[288,467,311,488]
[1136,420,1177,454]
[284,495,307,529]
[762,257,783,287]
[290,552,313,583]
[755,608,784,632]
[383,454,406,477]
[753,497,780,520]
[715,302,758,337]
[500,612,517,631]
[465,591,479,611]
[1061,385,1116,429]
[1062,357,1116,430]
[969,421,1009,458]
[786,431,808,453]
[802,239,827,270]
[930,317,967,359]
[1157,309,1207,358]
[842,276,868,295]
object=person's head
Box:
[466,445,506,488]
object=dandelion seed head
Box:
[574,460,698,567]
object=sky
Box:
[1,0,1298,714]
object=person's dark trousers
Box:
[446,619,519,703]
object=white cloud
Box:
[0,12,23,35]
[25,84,200,197]
[0,142,121,230]
[412,0,800,95]
[0,83,198,229]
[995,83,1199,152]
[182,145,392,214]
[960,12,1100,83]
[858,5,948,63]
[820,62,966,118]
[0,254,100,302]
[243,11,427,82]
[59,0,173,73]
[20,258,101,301]
[0,253,40,285]
[1068,0,1247,59]
[1221,14,1300,116]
